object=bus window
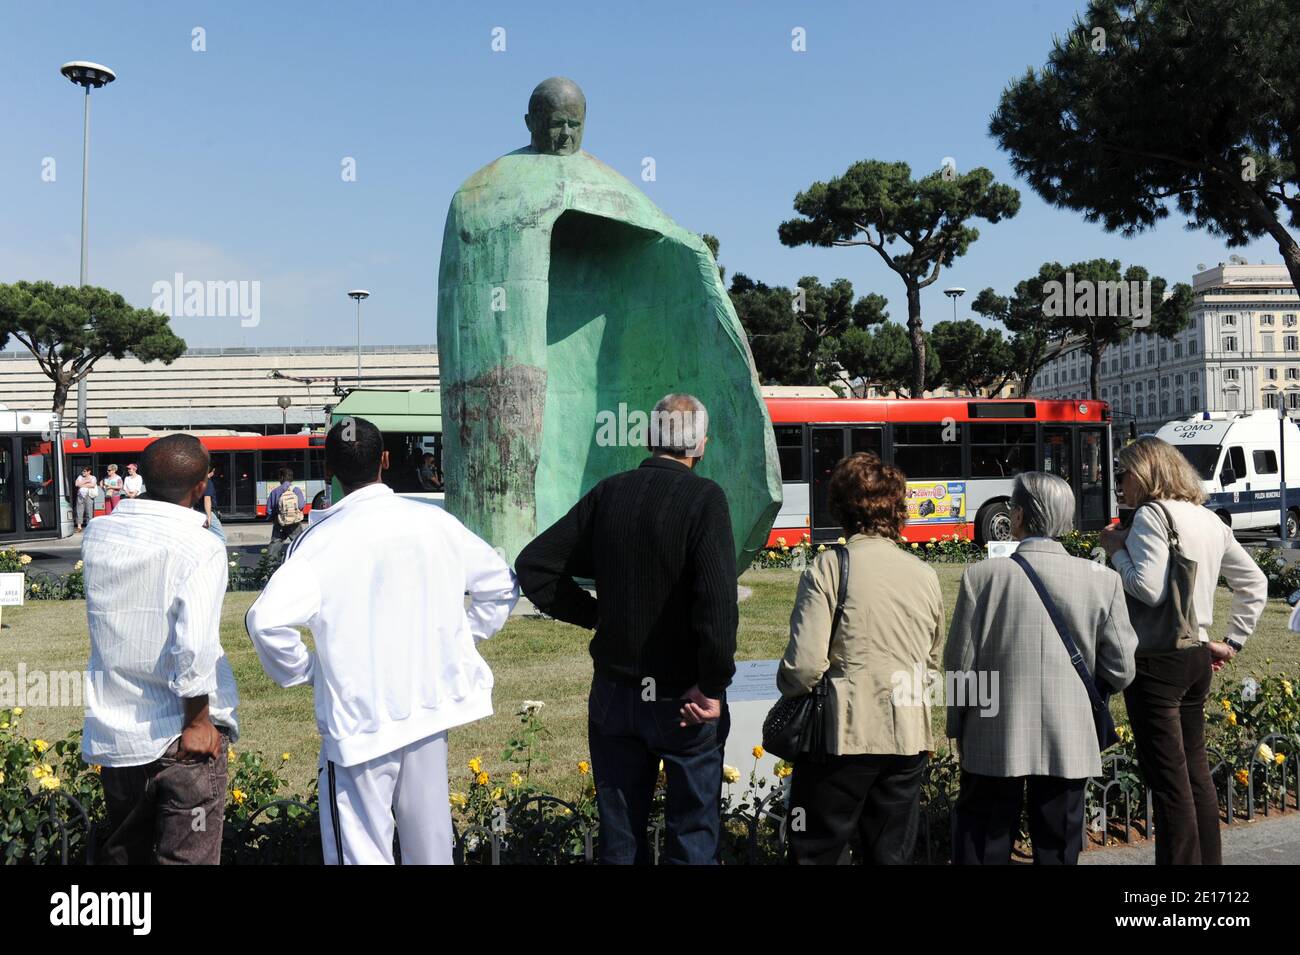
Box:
[22,437,57,532]
[773,425,805,482]
[891,424,962,480]
[849,426,883,458]
[970,423,1035,478]
[1079,427,1109,525]
[1042,427,1072,482]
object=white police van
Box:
[1156,410,1300,536]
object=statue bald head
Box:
[525,77,586,156]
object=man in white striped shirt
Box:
[82,433,240,865]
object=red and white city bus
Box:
[63,433,327,520]
[763,397,1115,546]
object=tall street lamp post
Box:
[61,61,116,441]
[348,290,370,387]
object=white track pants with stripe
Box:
[319,731,453,865]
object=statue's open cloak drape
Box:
[437,147,782,572]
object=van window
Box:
[1253,449,1279,475]
[1228,446,1247,478]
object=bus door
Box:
[209,452,258,519]
[0,435,62,542]
[1041,424,1112,531]
[810,425,884,541]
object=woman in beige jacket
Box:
[777,452,944,864]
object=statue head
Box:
[525,77,586,156]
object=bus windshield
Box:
[1174,443,1221,480]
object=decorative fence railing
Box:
[13,743,1300,865]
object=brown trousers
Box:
[1124,644,1222,865]
[99,731,229,865]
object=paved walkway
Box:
[1082,811,1300,864]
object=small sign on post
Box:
[0,572,24,629]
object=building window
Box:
[1176,394,1184,414]
[1290,392,1300,410]
[1191,371,1199,385]
[1224,315,1237,327]
[1288,336,1299,351]
[1224,368,1240,381]
[1174,342,1182,358]
[1161,345,1168,360]
[1190,339,1198,354]
[1263,314,1276,326]
[1123,357,1130,370]
[1147,349,1155,365]
[1224,336,1238,351]
[1268,367,1279,380]
[1175,374,1183,386]
[1287,314,1298,327]
[1265,391,1280,409]
[1262,333,1276,352]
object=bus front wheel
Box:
[977,501,1014,545]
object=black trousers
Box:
[1123,644,1221,865]
[952,772,1085,865]
[786,752,927,865]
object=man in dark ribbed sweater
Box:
[515,393,737,865]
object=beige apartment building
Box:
[1031,263,1300,432]
[0,345,439,437]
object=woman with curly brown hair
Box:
[777,451,944,864]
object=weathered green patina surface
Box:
[437,79,781,571]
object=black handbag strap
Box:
[1009,552,1111,719]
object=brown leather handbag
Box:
[1125,501,1200,654]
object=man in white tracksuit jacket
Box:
[246,416,518,864]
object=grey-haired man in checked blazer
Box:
[944,471,1137,865]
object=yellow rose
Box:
[752,745,764,759]
[476,771,489,786]
[232,788,247,805]
[39,775,60,790]
[13,707,23,717]
[0,722,8,730]
[776,764,793,779]
[577,760,591,775]
[510,771,523,788]
[30,766,46,780]
[722,765,741,784]
[1227,712,1238,726]
[90,764,101,774]
[1221,698,1233,712]
[32,739,48,754]
[281,752,291,762]
[468,757,482,775]
[1277,753,1287,765]
[449,793,468,808]
[837,536,847,544]
[816,544,826,552]
[766,550,777,559]
[1235,768,1249,786]
[1284,680,1294,697]
[0,770,5,785]
[73,560,84,571]
[19,554,31,566]
[1257,743,1275,764]
[227,747,236,763]
[491,786,504,800]
[911,543,919,549]
[776,537,787,547]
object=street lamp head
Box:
[943,287,966,299]
[277,395,293,410]
[61,61,116,89]
[347,289,371,302]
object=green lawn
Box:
[2,565,1296,801]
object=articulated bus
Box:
[763,397,1115,546]
[63,433,328,520]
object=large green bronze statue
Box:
[437,77,781,571]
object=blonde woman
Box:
[1099,436,1267,865]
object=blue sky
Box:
[0,0,1279,349]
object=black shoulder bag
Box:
[1010,552,1120,751]
[762,545,849,762]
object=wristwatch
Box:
[1225,638,1244,653]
